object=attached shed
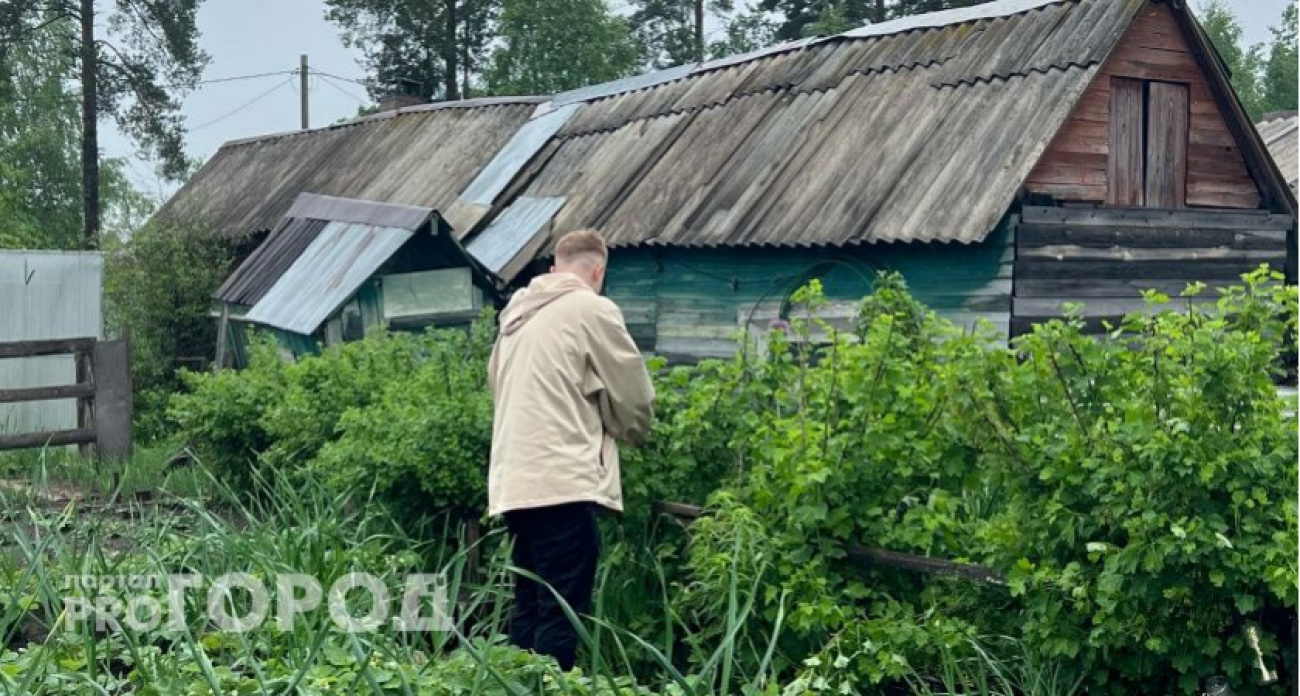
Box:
[213,194,490,365]
[165,0,1296,364]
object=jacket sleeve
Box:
[584,299,656,445]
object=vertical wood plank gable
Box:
[1025,1,1261,209]
[1109,77,1146,206]
[1145,81,1189,208]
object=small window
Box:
[1108,77,1189,208]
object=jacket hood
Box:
[499,272,592,335]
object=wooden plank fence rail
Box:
[657,501,1006,585]
[0,337,132,457]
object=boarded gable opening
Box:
[1027,1,1262,210]
[1107,77,1189,207]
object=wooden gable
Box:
[1025,0,1262,209]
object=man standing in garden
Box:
[487,230,655,671]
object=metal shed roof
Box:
[243,220,416,335]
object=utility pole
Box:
[299,54,309,129]
[695,0,704,62]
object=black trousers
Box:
[503,502,600,671]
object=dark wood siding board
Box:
[1015,259,1284,280]
[1108,77,1146,206]
[1144,81,1189,208]
[1020,245,1282,262]
[1020,205,1292,229]
[1017,224,1288,249]
[1016,278,1245,298]
[1014,295,1218,317]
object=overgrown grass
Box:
[0,455,1077,695]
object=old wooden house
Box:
[161,0,1296,362]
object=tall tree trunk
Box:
[873,0,886,22]
[444,0,460,100]
[694,0,704,62]
[80,0,100,249]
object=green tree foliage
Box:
[104,218,236,441]
[485,0,638,95]
[0,1,206,246]
[0,14,150,250]
[706,11,779,59]
[801,4,855,37]
[1200,1,1265,120]
[1262,3,1298,116]
[1200,1,1298,120]
[326,0,500,101]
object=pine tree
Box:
[0,1,206,248]
[1261,3,1298,115]
[326,0,500,101]
[485,0,638,95]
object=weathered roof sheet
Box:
[470,0,1143,265]
[244,221,416,335]
[466,196,567,279]
[1257,111,1298,193]
[155,100,539,239]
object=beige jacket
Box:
[487,272,655,516]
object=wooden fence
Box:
[0,337,132,457]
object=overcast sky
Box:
[101,0,1294,199]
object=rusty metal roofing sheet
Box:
[466,196,567,278]
[244,221,415,335]
[153,101,536,239]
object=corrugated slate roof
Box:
[1257,111,1298,193]
[155,100,539,239]
[470,0,1142,265]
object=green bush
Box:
[164,268,1297,693]
[168,337,287,491]
[673,269,1297,693]
[311,319,496,519]
[103,218,240,442]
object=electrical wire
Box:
[190,76,295,131]
[318,73,369,104]
[313,70,371,87]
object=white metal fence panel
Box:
[0,251,104,436]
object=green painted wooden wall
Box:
[603,218,1014,361]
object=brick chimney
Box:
[378,78,426,112]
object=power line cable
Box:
[313,70,371,87]
[318,74,369,104]
[190,76,295,131]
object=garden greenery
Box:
[168,267,1298,694]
